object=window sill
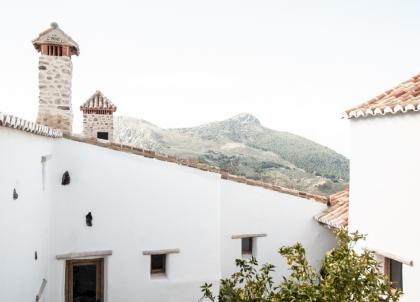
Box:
[242,253,254,259]
[150,273,167,280]
[97,138,110,144]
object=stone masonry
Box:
[82,113,114,141]
[80,91,117,141]
[36,54,73,134]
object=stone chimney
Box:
[32,22,79,135]
[80,91,117,142]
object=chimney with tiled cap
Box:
[32,22,79,135]
[80,91,117,142]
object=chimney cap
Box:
[32,23,79,56]
[80,91,117,113]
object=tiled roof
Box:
[32,22,79,55]
[67,135,331,204]
[0,112,63,138]
[80,91,117,113]
[314,189,349,229]
[344,74,420,119]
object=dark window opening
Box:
[47,45,63,56]
[97,132,109,140]
[151,254,166,275]
[242,237,253,256]
[385,258,403,290]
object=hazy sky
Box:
[1,0,419,156]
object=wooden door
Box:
[65,258,104,302]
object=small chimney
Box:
[80,91,117,142]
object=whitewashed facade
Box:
[349,114,419,302]
[0,125,336,302]
[346,73,420,302]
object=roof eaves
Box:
[344,73,420,120]
[314,189,349,229]
[344,103,420,120]
[0,112,63,138]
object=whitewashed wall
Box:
[221,180,336,279]
[349,113,420,302]
[48,139,222,302]
[0,128,53,302]
[0,127,336,302]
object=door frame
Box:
[65,258,104,302]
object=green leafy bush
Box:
[201,230,401,302]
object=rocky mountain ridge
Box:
[114,113,349,195]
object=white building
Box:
[0,24,338,302]
[0,115,336,302]
[345,74,420,302]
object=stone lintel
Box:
[363,247,414,267]
[56,250,112,260]
[231,233,267,239]
[142,248,180,256]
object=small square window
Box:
[242,237,253,256]
[151,254,166,275]
[97,132,109,140]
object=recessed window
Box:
[151,254,166,275]
[385,258,403,290]
[241,237,253,256]
[97,132,109,140]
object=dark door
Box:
[66,259,104,302]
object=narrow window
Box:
[97,132,109,140]
[385,258,403,290]
[151,254,166,276]
[241,237,253,256]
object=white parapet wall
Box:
[48,139,222,302]
[0,125,336,302]
[0,127,54,302]
[220,179,336,279]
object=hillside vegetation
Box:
[114,113,349,195]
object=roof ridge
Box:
[65,135,331,204]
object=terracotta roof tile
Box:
[344,73,420,119]
[80,91,117,112]
[0,112,63,138]
[314,189,349,229]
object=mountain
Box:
[114,113,349,195]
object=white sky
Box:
[1,0,419,156]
